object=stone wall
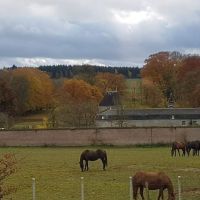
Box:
[0,127,199,146]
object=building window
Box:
[192,121,198,125]
[182,121,186,126]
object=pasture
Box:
[1,146,200,200]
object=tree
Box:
[95,72,127,95]
[141,79,165,107]
[0,153,17,199]
[0,71,15,114]
[175,55,200,107]
[72,65,96,84]
[56,79,103,127]
[141,51,180,106]
[177,68,200,107]
[10,68,54,114]
[178,55,200,80]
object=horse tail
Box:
[79,152,85,171]
[104,151,108,166]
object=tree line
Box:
[39,64,141,79]
[0,67,126,128]
[0,51,200,128]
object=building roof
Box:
[97,108,200,120]
[99,91,119,106]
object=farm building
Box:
[99,90,119,112]
[96,108,200,127]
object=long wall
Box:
[0,127,199,146]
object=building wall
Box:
[0,127,199,146]
[95,119,200,127]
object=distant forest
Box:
[39,65,141,79]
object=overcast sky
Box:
[0,0,200,68]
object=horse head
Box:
[79,161,84,172]
[168,193,175,200]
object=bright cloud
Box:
[112,7,165,25]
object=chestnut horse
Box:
[132,171,175,200]
[79,149,107,172]
[171,141,186,156]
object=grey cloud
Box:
[0,0,200,67]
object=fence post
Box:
[32,178,36,200]
[81,177,84,200]
[178,176,182,200]
[129,176,133,200]
[145,181,149,200]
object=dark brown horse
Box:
[132,171,175,200]
[171,141,186,156]
[186,140,200,156]
[79,149,107,172]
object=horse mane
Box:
[167,178,175,197]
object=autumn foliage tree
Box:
[141,52,180,106]
[175,55,200,106]
[95,72,127,95]
[10,68,54,114]
[55,79,103,127]
[141,52,200,107]
[141,79,164,107]
[0,70,15,115]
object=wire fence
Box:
[30,175,195,200]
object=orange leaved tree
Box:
[141,51,180,106]
[55,79,103,127]
[10,68,54,114]
[95,72,126,95]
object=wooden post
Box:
[129,176,133,200]
[32,178,35,200]
[81,177,84,200]
[178,176,182,200]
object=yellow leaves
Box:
[11,67,54,113]
[59,79,103,105]
[95,72,126,95]
[55,79,103,127]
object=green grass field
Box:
[1,146,200,200]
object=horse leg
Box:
[171,149,174,157]
[85,160,88,171]
[101,158,105,170]
[139,186,145,200]
[182,149,185,156]
[187,148,190,156]
[157,188,164,200]
[177,149,180,156]
[83,160,86,171]
[192,149,195,156]
[133,187,138,200]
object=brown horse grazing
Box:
[79,149,107,172]
[132,171,175,200]
[171,141,186,156]
[186,140,200,156]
